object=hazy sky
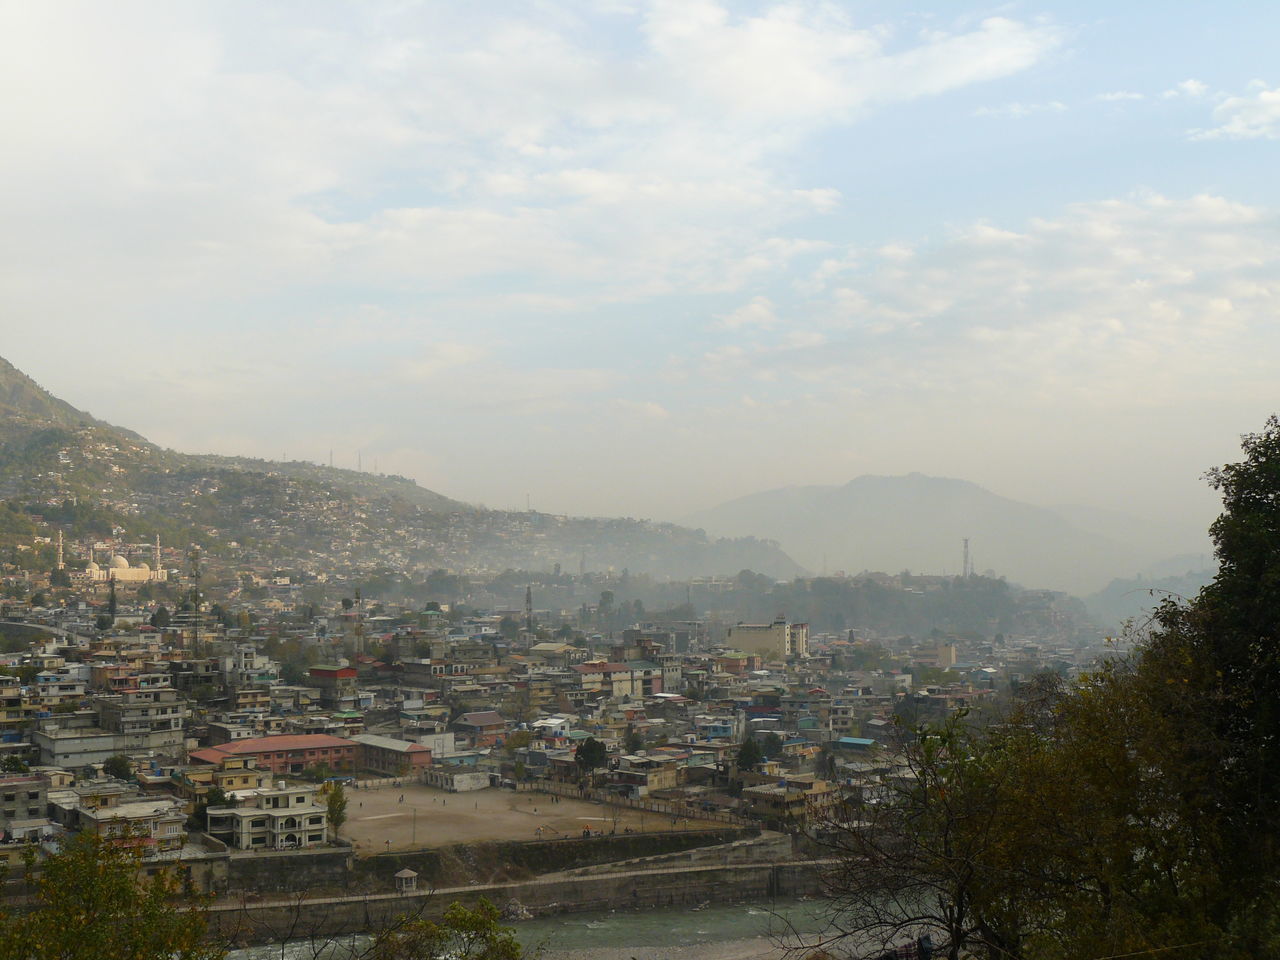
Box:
[3,2,1277,541]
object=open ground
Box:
[340,782,716,854]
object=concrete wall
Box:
[221,846,354,895]
[351,828,757,888]
[205,860,829,947]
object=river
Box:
[230,898,842,960]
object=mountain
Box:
[0,356,799,580]
[0,355,129,438]
[1083,565,1217,635]
[684,473,1200,594]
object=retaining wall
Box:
[205,860,830,947]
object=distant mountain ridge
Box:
[685,472,1207,594]
[0,355,801,580]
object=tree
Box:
[761,732,784,760]
[503,730,532,754]
[817,711,1037,960]
[327,781,348,839]
[814,418,1280,960]
[102,754,132,780]
[150,605,171,629]
[736,736,763,771]
[574,736,607,783]
[624,727,644,754]
[0,755,29,773]
[0,833,223,960]
[497,616,520,641]
[366,898,524,960]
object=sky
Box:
[2,1,1278,548]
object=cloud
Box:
[1095,90,1144,101]
[718,194,1280,415]
[1192,83,1280,140]
[0,3,1061,327]
[715,296,779,330]
[1163,78,1208,98]
[973,100,1067,119]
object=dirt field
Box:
[341,782,715,854]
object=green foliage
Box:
[736,736,763,770]
[0,755,29,772]
[574,737,607,780]
[0,833,223,960]
[102,754,132,780]
[760,732,784,760]
[820,417,1280,960]
[368,898,524,960]
[327,782,348,837]
[624,728,644,754]
[503,730,532,754]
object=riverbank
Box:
[230,898,838,960]
[537,936,788,960]
[207,860,832,947]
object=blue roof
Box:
[837,737,877,747]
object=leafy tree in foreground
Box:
[366,898,524,960]
[817,417,1280,960]
[0,833,224,960]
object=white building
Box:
[206,781,329,850]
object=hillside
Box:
[685,473,1203,594]
[0,356,800,580]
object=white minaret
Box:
[153,534,161,571]
[56,530,64,570]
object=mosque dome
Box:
[109,555,130,569]
[86,561,100,572]
[136,562,150,573]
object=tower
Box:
[153,534,161,572]
[525,585,534,634]
[962,538,972,578]
[56,531,64,571]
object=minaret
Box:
[525,585,534,634]
[153,534,161,572]
[56,531,64,571]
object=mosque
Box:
[77,533,168,583]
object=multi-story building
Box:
[0,773,48,838]
[0,675,23,735]
[205,781,328,850]
[351,733,432,777]
[77,796,187,858]
[95,687,188,754]
[189,734,357,776]
[30,688,190,768]
[724,618,809,660]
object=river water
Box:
[230,898,843,960]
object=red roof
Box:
[192,734,355,761]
